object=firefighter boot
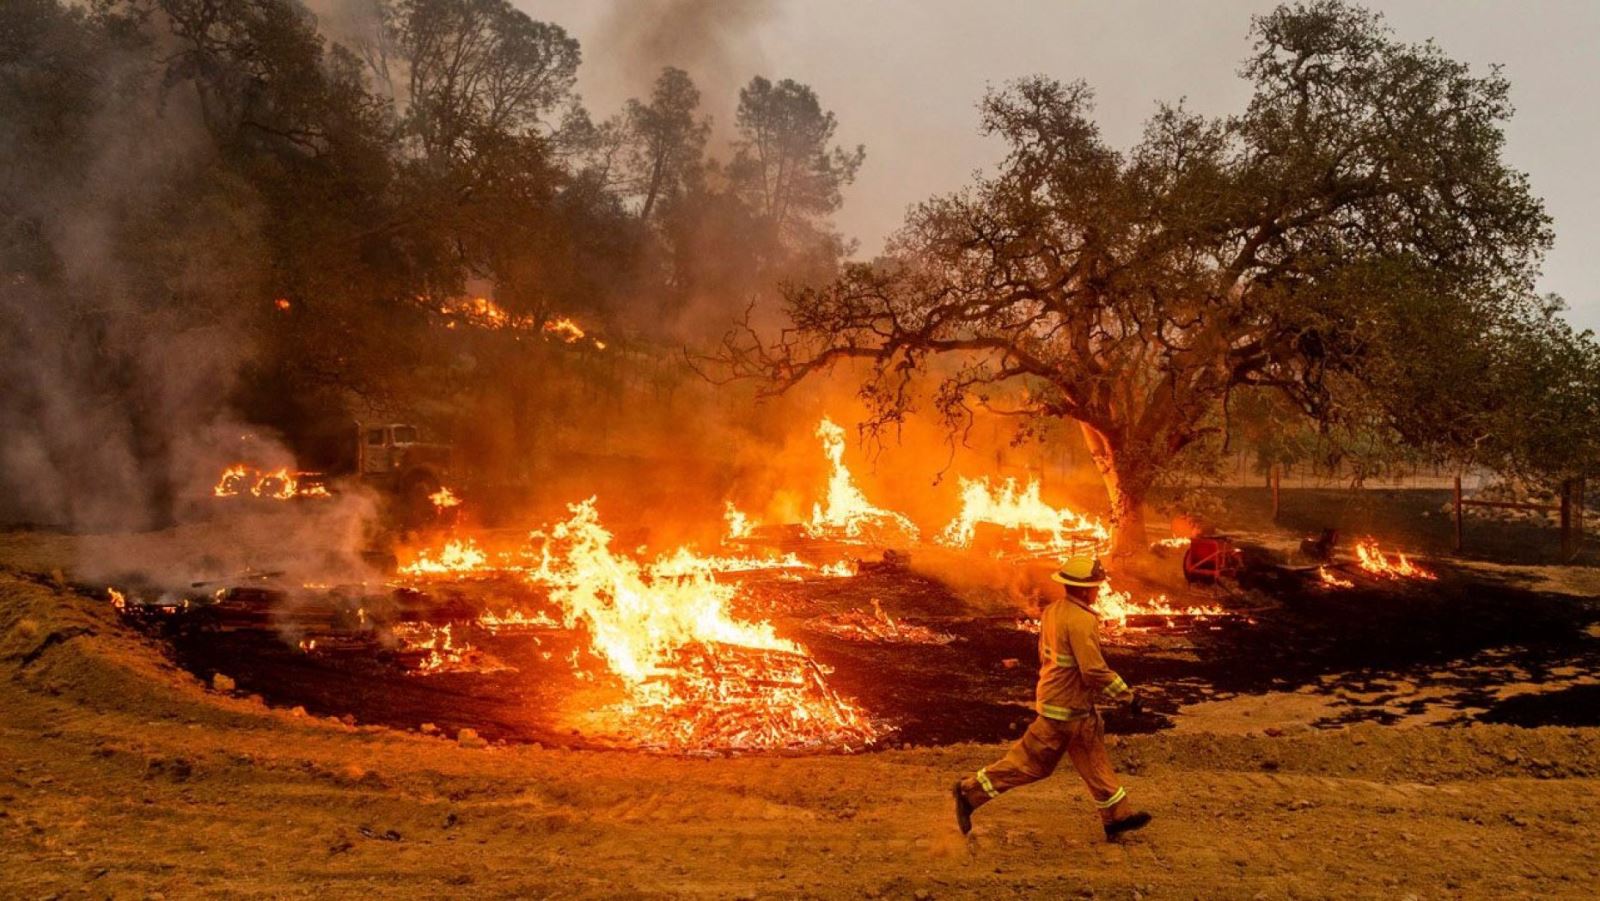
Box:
[952,781,975,835]
[1103,810,1152,841]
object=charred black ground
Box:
[107,489,1600,751]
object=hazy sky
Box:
[526,1,1600,331]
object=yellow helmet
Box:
[1051,554,1106,587]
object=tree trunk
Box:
[1078,422,1150,559]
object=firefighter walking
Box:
[953,554,1152,841]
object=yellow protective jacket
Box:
[1034,595,1133,721]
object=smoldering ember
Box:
[3,1,1599,898]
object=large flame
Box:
[805,418,919,543]
[938,476,1110,557]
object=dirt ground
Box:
[5,508,1600,898]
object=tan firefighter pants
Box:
[959,710,1128,821]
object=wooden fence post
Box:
[1453,474,1464,554]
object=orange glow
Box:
[805,418,918,543]
[429,486,461,510]
[273,297,292,311]
[938,476,1109,557]
[1353,539,1436,580]
[108,587,126,611]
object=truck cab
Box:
[357,423,454,524]
[359,424,427,478]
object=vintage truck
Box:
[354,422,455,524]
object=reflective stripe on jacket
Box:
[1035,595,1133,720]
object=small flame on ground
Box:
[108,587,126,611]
[430,486,461,510]
[478,609,561,632]
[1093,581,1227,630]
[1318,566,1355,589]
[1151,537,1191,550]
[1353,539,1436,580]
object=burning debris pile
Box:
[524,500,877,750]
[390,499,880,752]
[212,465,330,500]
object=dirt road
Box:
[4,569,1599,899]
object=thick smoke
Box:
[588,0,777,140]
[0,7,377,589]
